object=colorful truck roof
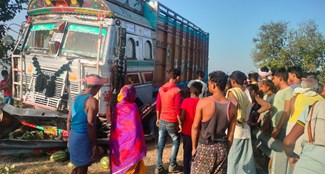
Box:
[27,0,154,29]
[28,0,113,17]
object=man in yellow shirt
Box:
[288,76,324,154]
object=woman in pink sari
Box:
[109,84,147,174]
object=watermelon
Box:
[50,150,69,162]
[35,131,45,140]
[21,131,34,140]
[8,129,24,139]
[67,162,74,167]
[100,156,110,170]
[45,148,61,155]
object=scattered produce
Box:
[67,162,74,167]
[50,150,69,162]
[0,164,15,174]
[99,156,110,170]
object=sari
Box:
[110,85,147,174]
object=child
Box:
[246,84,272,127]
[180,81,202,174]
[0,70,13,105]
[259,80,276,133]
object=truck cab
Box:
[3,0,209,137]
[12,0,158,117]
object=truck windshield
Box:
[61,24,107,59]
[24,23,55,54]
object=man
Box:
[0,70,13,105]
[226,71,257,174]
[288,76,324,154]
[186,70,208,98]
[155,69,182,174]
[285,76,324,174]
[67,74,104,174]
[258,66,272,81]
[191,71,237,174]
[288,66,303,90]
[284,100,325,173]
[271,68,293,140]
[257,66,273,90]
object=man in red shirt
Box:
[155,69,182,174]
[0,70,13,105]
[180,81,202,174]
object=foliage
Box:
[0,0,28,66]
[0,0,27,24]
[0,44,9,65]
[252,21,290,68]
[252,20,325,80]
[0,43,14,67]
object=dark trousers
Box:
[183,134,192,174]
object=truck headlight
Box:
[69,71,77,81]
[27,64,33,74]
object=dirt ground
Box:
[0,138,184,174]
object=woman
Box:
[109,85,147,174]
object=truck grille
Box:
[22,70,67,109]
[69,82,79,102]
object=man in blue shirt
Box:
[67,74,104,174]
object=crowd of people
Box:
[66,66,325,174]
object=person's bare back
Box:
[200,96,229,122]
[192,71,237,153]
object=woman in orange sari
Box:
[109,84,147,174]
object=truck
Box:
[0,0,209,154]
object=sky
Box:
[158,0,325,75]
[8,0,325,75]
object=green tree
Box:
[252,20,325,80]
[1,0,28,66]
[252,21,290,68]
[291,20,325,79]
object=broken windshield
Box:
[24,23,55,54]
[61,24,107,59]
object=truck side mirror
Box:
[2,35,15,47]
[118,28,126,47]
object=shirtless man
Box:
[191,71,237,174]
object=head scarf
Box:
[83,75,104,86]
[258,67,272,80]
[110,84,147,173]
[117,84,136,103]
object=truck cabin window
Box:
[61,24,107,59]
[144,40,152,60]
[24,23,55,54]
[126,38,136,59]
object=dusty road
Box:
[0,138,184,174]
